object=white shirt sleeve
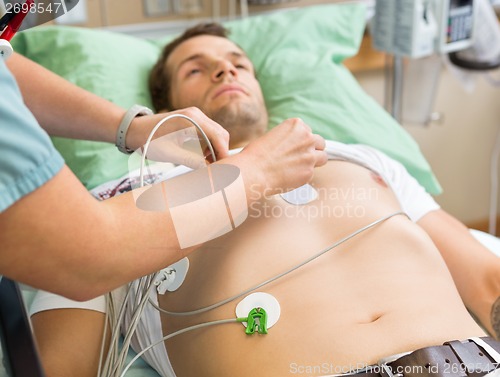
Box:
[29,290,106,317]
[325,141,440,222]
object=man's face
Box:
[166,35,268,146]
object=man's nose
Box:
[212,60,237,81]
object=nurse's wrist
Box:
[115,105,154,154]
[123,116,144,152]
[216,152,267,205]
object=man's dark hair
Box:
[149,23,230,112]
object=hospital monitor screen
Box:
[439,0,475,52]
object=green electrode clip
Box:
[237,307,268,335]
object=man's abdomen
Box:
[158,161,484,376]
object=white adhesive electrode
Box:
[280,183,318,205]
[235,292,281,328]
[154,257,189,294]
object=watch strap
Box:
[116,104,153,154]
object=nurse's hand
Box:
[221,118,327,200]
[126,107,230,167]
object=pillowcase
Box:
[11,3,441,194]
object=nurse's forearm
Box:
[7,52,125,143]
[0,166,195,301]
[0,154,267,300]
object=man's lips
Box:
[212,84,247,99]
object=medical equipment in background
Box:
[372,0,500,236]
[448,0,500,70]
[372,0,500,123]
[441,0,500,236]
[0,0,33,60]
[371,0,484,123]
[0,0,82,43]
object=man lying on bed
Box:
[30,23,500,377]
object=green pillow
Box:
[12,3,441,194]
[226,4,441,194]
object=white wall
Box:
[354,65,500,225]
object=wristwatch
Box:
[116,104,153,154]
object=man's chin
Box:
[209,102,245,123]
[205,99,267,130]
[210,110,241,129]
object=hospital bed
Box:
[1,2,499,376]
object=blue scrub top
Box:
[0,59,64,212]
